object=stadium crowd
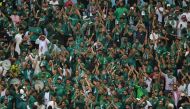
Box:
[0,0,190,109]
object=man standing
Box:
[35,35,50,56]
[15,29,24,55]
[162,69,177,92]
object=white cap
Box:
[20,89,25,94]
[141,11,145,16]
[83,16,87,19]
[116,20,119,25]
[58,76,62,80]
[167,4,171,7]
[181,93,186,96]
[168,103,174,108]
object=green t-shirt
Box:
[114,7,128,20]
[135,85,147,99]
[115,102,122,108]
[0,103,7,109]
[55,83,65,96]
[28,95,36,109]
[152,82,161,91]
[149,97,159,108]
[21,69,34,80]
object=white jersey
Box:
[35,38,50,56]
[15,33,23,55]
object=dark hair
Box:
[48,106,53,109]
[181,28,187,36]
[37,96,44,105]
[32,105,38,109]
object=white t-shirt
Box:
[176,21,187,37]
[187,12,190,22]
[0,89,6,97]
[187,83,190,97]
[144,77,152,93]
[182,0,188,7]
[63,68,72,76]
[177,21,187,29]
[163,73,176,90]
[35,38,50,56]
[144,100,152,109]
[155,7,164,23]
[49,0,59,5]
[149,32,159,40]
[15,33,23,55]
[178,83,187,93]
[44,92,50,106]
[47,101,58,109]
[34,102,45,109]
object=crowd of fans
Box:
[0,0,190,109]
